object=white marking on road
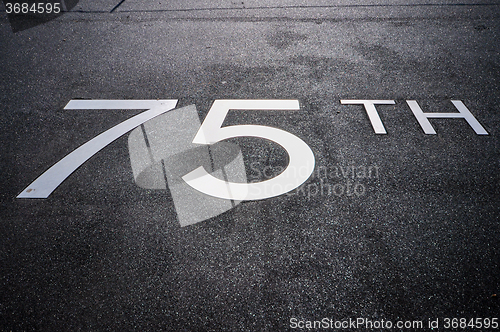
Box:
[17,99,178,198]
[407,100,488,135]
[340,100,395,134]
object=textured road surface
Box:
[1,1,499,331]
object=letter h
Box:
[407,100,488,135]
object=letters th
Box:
[340,99,488,135]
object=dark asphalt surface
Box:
[1,1,500,331]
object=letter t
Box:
[340,100,395,134]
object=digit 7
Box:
[17,100,178,198]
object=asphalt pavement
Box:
[1,1,499,331]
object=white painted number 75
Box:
[17,99,315,200]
